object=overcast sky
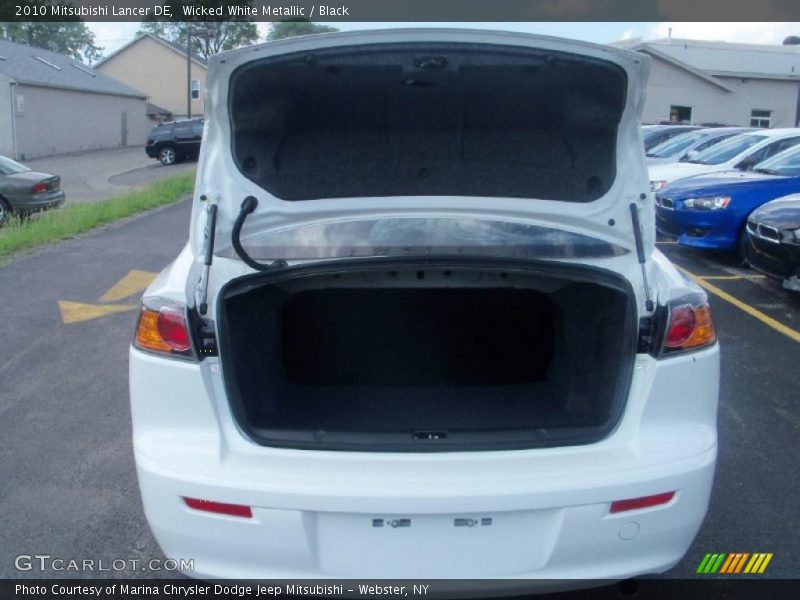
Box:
[89,22,800,57]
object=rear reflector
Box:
[183,497,252,518]
[609,491,675,514]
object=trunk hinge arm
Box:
[196,202,217,315]
[231,196,288,272]
[629,202,655,312]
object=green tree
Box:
[0,21,103,64]
[137,1,259,60]
[137,21,259,60]
[266,20,339,41]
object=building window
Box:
[669,105,692,124]
[750,109,772,128]
[191,79,200,100]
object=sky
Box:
[88,22,800,58]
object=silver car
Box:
[0,155,65,225]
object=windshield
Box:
[647,131,707,158]
[754,146,800,177]
[642,127,665,141]
[221,217,630,261]
[0,156,30,175]
[690,134,766,165]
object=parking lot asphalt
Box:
[0,202,797,588]
[25,147,196,205]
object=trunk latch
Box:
[414,56,448,70]
[413,431,449,440]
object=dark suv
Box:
[145,118,204,165]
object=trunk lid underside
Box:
[194,30,653,263]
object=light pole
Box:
[186,26,215,119]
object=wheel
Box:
[158,145,177,166]
[0,197,11,226]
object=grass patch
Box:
[0,171,195,262]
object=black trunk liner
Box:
[264,383,596,433]
[217,262,634,450]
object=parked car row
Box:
[646,125,800,291]
[641,124,700,151]
[646,127,753,166]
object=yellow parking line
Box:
[701,275,766,281]
[99,269,157,302]
[59,300,138,324]
[676,265,800,343]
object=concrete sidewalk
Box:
[25,147,196,205]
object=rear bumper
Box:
[130,343,720,584]
[137,444,715,582]
[13,190,65,213]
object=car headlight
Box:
[683,196,731,210]
[650,180,668,192]
[792,229,800,242]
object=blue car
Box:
[655,143,800,257]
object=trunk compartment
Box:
[217,259,636,451]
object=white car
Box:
[130,30,720,588]
[649,128,800,192]
[645,127,752,166]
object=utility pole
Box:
[187,32,192,119]
[186,26,215,119]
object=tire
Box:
[158,145,177,166]
[0,197,11,227]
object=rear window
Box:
[229,43,627,203]
[0,156,29,175]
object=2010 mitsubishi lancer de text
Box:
[129,30,720,587]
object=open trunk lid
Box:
[190,29,653,282]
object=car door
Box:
[190,120,205,155]
[173,121,196,154]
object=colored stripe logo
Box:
[697,553,773,574]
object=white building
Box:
[0,38,149,160]
[613,38,800,128]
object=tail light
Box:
[31,182,48,194]
[661,294,716,355]
[134,298,195,359]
